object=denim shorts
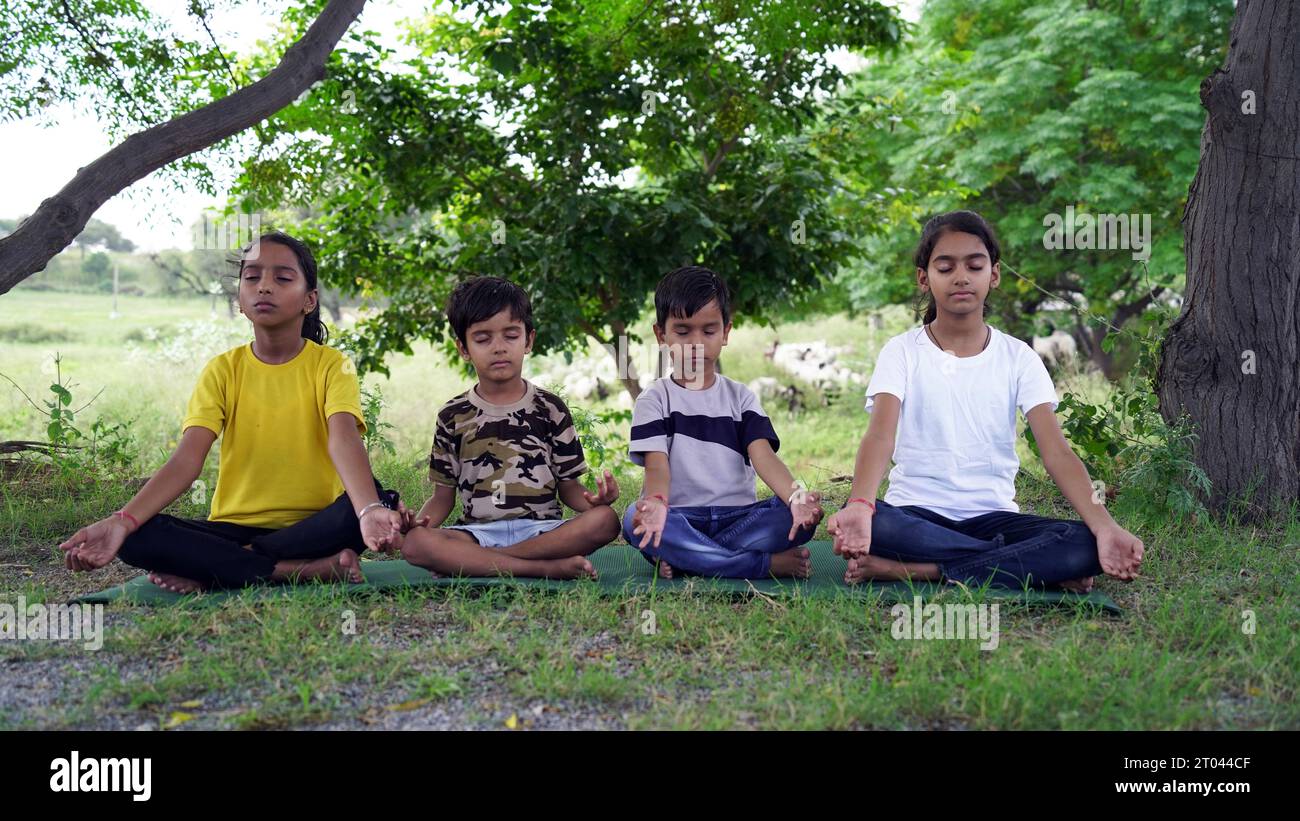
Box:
[444,517,566,548]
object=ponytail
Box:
[301,303,328,345]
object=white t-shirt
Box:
[863,326,1058,521]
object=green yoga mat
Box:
[70,541,1121,614]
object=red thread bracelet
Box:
[846,497,876,513]
[114,510,141,531]
[647,493,669,508]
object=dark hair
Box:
[238,230,328,345]
[912,210,1000,325]
[654,265,731,328]
[446,276,535,346]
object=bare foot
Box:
[769,547,812,579]
[656,561,674,580]
[843,553,933,585]
[148,572,205,594]
[1058,576,1095,593]
[278,549,365,584]
[540,556,597,580]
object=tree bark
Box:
[0,0,367,296]
[1155,0,1300,519]
[320,286,343,323]
[577,316,644,400]
[607,319,644,400]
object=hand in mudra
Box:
[60,516,131,571]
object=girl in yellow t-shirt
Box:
[60,232,405,592]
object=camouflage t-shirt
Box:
[429,380,587,523]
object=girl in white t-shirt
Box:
[828,211,1144,591]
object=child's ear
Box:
[526,328,536,352]
[304,290,318,314]
[454,338,469,359]
[916,267,929,291]
[990,262,1001,289]
[722,322,732,345]
[652,324,665,345]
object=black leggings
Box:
[117,479,399,588]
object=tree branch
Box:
[702,48,795,181]
[1112,285,1165,327]
[149,252,209,295]
[0,0,368,296]
[56,0,149,123]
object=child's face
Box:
[238,241,316,330]
[457,308,533,384]
[917,229,999,319]
[653,299,731,383]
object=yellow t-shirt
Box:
[182,340,367,529]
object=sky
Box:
[0,0,922,253]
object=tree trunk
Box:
[0,0,367,295]
[1156,0,1300,519]
[320,286,343,323]
[1068,313,1114,379]
[607,319,643,400]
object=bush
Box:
[543,383,631,474]
[125,319,249,366]
[1025,320,1212,524]
[0,353,139,478]
[361,385,397,457]
[0,324,77,344]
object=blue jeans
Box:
[865,499,1103,589]
[621,496,814,578]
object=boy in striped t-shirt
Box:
[622,266,824,579]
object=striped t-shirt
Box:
[628,375,780,507]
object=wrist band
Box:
[847,497,876,513]
[114,510,140,531]
[647,493,669,508]
[356,501,386,521]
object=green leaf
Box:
[485,45,519,77]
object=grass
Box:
[1,290,1297,730]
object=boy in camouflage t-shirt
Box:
[430,380,584,525]
[398,277,622,580]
